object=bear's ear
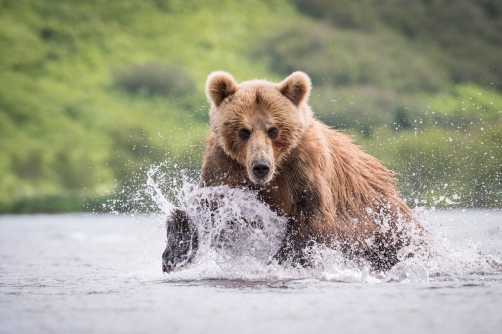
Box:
[276,71,311,106]
[206,71,238,107]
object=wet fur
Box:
[162,209,198,273]
[162,71,421,273]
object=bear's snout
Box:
[251,160,270,179]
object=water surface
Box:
[1,211,501,333]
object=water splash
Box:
[145,165,175,214]
[137,163,502,283]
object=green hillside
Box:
[0,0,501,212]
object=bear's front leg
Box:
[272,220,312,267]
[162,209,199,273]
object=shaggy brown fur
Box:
[162,71,422,273]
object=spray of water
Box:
[136,162,502,283]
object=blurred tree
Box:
[113,63,196,97]
[292,0,502,90]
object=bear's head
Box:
[206,71,313,184]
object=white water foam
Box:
[137,164,502,283]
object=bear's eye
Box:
[238,128,251,141]
[268,127,279,140]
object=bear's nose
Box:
[251,160,270,179]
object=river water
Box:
[1,209,502,334]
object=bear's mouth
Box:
[248,174,274,185]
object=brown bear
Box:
[162,71,422,273]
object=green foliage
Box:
[0,0,293,212]
[427,84,502,126]
[0,193,115,214]
[255,21,445,92]
[113,62,196,97]
[393,107,413,131]
[0,0,501,211]
[305,85,430,139]
[361,125,502,208]
[292,0,502,90]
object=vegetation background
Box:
[0,0,501,213]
